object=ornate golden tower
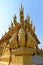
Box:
[0,4,40,65]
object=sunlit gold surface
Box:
[0,4,40,65]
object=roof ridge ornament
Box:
[26,15,30,22]
[19,3,24,11]
[11,21,13,27]
[13,14,17,25]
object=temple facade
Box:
[0,4,43,65]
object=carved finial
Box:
[11,21,13,27]
[13,15,17,20]
[19,3,24,11]
[26,15,30,22]
[13,15,17,25]
[31,20,35,32]
[21,3,22,9]
[14,15,16,19]
[19,4,24,27]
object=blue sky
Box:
[0,0,43,49]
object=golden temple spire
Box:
[19,4,24,27]
[20,3,24,11]
[21,3,22,9]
